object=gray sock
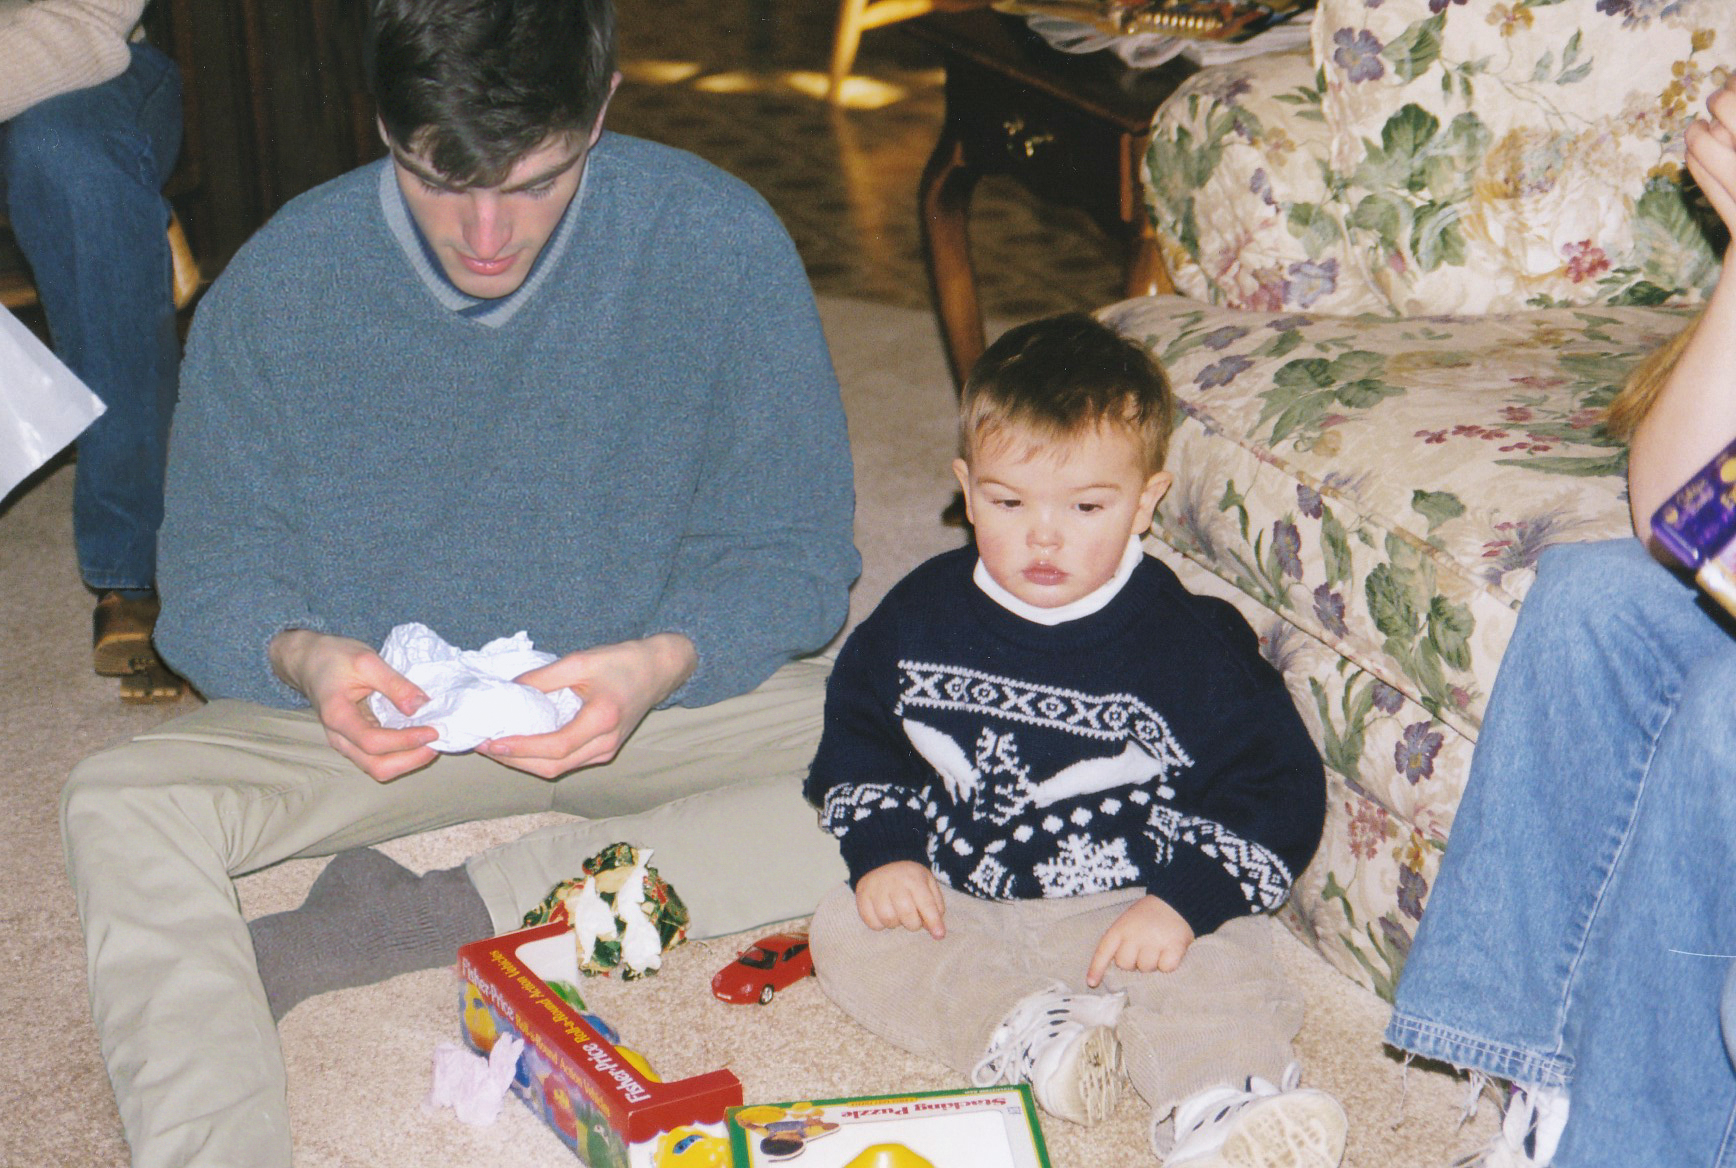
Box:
[248,847,494,1021]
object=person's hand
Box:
[855,861,946,939]
[1085,895,1195,987]
[1686,75,1736,243]
[477,632,698,779]
[269,629,439,782]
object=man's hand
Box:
[478,632,698,779]
[855,860,946,939]
[1085,895,1195,987]
[269,629,439,782]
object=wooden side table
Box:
[906,9,1197,387]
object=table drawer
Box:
[943,61,1142,229]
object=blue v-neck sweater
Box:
[156,134,860,708]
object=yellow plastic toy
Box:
[613,1044,662,1083]
[461,982,498,1053]
[842,1144,937,1168]
[732,1104,788,1128]
[652,1125,732,1167]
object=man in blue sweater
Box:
[58,1,858,1165]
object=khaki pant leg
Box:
[466,659,846,939]
[1104,917,1304,1117]
[986,894,1303,1117]
[60,699,561,1168]
[809,882,1081,1076]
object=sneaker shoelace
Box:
[1166,1061,1305,1161]
[970,980,1126,1088]
[1453,1085,1569,1168]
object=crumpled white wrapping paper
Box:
[367,622,581,752]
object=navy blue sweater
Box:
[805,548,1325,937]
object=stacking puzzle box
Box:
[457,923,742,1168]
[727,1086,1051,1168]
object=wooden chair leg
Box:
[829,0,872,104]
[168,213,202,310]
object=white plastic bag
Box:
[0,305,105,501]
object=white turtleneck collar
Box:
[973,534,1144,626]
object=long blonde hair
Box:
[1604,313,1702,441]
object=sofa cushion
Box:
[1312,0,1730,314]
[1105,295,1692,743]
[1144,0,1728,315]
[1144,46,1393,316]
[1106,294,1693,997]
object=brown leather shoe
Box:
[93,591,163,676]
[92,592,188,703]
[119,661,187,704]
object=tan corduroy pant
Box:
[61,659,845,1168]
[809,882,1303,1122]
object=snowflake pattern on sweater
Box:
[805,547,1325,937]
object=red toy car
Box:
[710,931,814,1004]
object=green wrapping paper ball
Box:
[520,842,689,979]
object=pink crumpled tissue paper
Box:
[425,1033,525,1126]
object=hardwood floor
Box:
[610,0,1131,322]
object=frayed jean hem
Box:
[1386,1010,1573,1092]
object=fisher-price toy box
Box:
[458,923,742,1168]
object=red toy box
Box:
[457,922,742,1167]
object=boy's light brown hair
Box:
[959,312,1175,474]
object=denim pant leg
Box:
[1385,538,1736,1165]
[0,43,182,591]
[1723,962,1736,1072]
[1550,632,1736,1165]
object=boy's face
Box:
[953,424,1171,609]
[386,77,618,299]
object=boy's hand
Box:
[855,861,946,939]
[1085,895,1195,987]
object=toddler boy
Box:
[804,313,1346,1167]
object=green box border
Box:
[725,1083,1052,1168]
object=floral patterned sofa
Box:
[1103,0,1730,999]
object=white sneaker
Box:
[1454,1084,1568,1168]
[1162,1063,1347,1168]
[970,980,1126,1125]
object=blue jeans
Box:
[1725,962,1736,1071]
[0,43,182,592]
[1385,538,1736,1166]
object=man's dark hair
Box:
[367,0,616,187]
[960,312,1175,474]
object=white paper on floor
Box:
[0,305,105,501]
[368,622,581,752]
[425,1033,524,1126]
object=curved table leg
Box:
[918,128,984,392]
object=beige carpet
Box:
[0,296,1494,1167]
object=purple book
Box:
[1652,435,1736,615]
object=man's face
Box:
[953,424,1171,609]
[388,126,595,299]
